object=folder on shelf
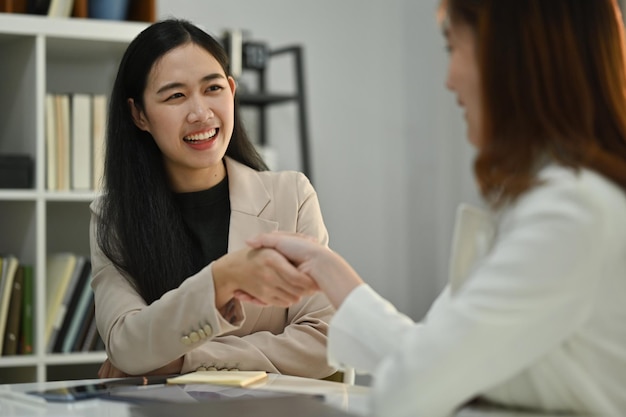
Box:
[166,371,268,387]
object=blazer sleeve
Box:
[181,172,337,378]
[90,200,244,375]
[328,171,621,417]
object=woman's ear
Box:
[227,76,237,97]
[128,98,149,131]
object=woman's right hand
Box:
[246,232,364,309]
[211,246,319,309]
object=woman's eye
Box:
[207,85,223,92]
[166,92,185,101]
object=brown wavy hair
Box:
[440,0,626,207]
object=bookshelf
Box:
[0,13,148,384]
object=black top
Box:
[173,177,230,273]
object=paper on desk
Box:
[166,371,267,387]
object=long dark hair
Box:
[440,0,626,207]
[97,19,267,304]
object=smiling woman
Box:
[89,19,337,380]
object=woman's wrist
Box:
[211,258,236,309]
[312,250,364,309]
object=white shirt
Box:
[328,165,626,417]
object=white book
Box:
[92,94,107,191]
[55,94,71,191]
[70,94,92,190]
[45,94,57,191]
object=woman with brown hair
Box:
[245,1,626,416]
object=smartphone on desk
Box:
[27,375,173,402]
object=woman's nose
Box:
[187,99,214,123]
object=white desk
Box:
[0,375,584,417]
[0,374,369,417]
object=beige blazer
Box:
[90,157,336,377]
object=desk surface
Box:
[0,374,368,417]
[0,374,583,417]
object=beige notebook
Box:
[166,371,267,387]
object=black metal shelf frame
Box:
[237,45,312,181]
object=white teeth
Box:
[185,128,217,142]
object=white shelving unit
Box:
[0,13,148,384]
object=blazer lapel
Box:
[225,157,279,251]
[448,203,496,295]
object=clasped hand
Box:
[212,241,320,309]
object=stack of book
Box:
[0,256,34,356]
[45,93,107,192]
[0,253,103,357]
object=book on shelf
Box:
[80,304,99,352]
[3,265,24,356]
[26,0,52,14]
[45,93,57,191]
[45,253,77,347]
[0,255,19,354]
[61,263,93,353]
[19,264,34,355]
[54,93,71,191]
[53,259,91,353]
[72,296,94,352]
[70,93,92,191]
[47,255,86,352]
[92,93,107,191]
[47,0,74,17]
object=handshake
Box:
[211,232,363,313]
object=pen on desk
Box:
[0,389,48,408]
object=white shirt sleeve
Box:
[328,168,618,417]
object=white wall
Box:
[156,0,479,320]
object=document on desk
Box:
[166,371,268,387]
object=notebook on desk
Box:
[130,395,360,417]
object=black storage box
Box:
[0,154,34,189]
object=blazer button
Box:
[207,367,217,371]
[189,331,200,343]
[203,324,213,337]
[198,329,207,339]
[180,335,192,345]
[197,366,207,372]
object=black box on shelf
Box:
[0,154,34,189]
